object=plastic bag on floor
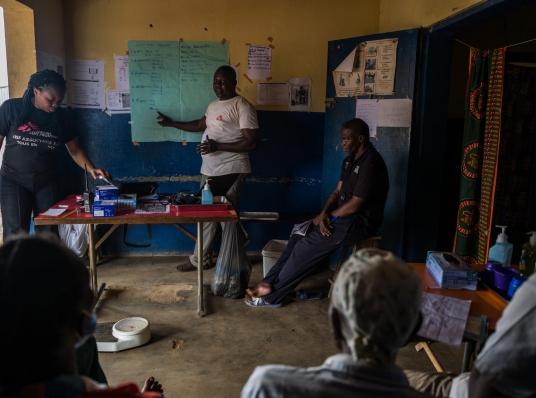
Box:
[59,224,88,257]
[211,222,250,298]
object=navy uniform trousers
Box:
[262,216,367,305]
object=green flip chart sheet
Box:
[128,41,229,142]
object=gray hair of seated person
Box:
[330,248,422,363]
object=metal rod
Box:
[87,224,98,294]
[173,224,196,241]
[95,224,121,250]
[197,222,206,317]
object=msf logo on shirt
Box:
[17,121,39,133]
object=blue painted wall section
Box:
[63,109,324,255]
[324,29,419,257]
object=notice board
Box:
[128,41,229,142]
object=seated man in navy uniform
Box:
[246,118,389,307]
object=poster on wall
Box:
[256,82,288,105]
[114,55,129,91]
[288,77,311,112]
[333,46,364,97]
[106,89,130,113]
[333,38,398,97]
[67,59,105,109]
[247,45,271,81]
[362,38,398,95]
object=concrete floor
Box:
[95,256,464,397]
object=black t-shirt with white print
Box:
[0,98,77,190]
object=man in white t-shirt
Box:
[157,65,259,275]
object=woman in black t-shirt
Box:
[0,70,109,238]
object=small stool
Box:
[328,236,382,297]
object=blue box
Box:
[92,200,117,217]
[95,185,119,201]
[425,251,478,290]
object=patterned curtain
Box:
[454,48,506,264]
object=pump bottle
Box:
[519,231,536,276]
[488,225,513,267]
[201,180,213,205]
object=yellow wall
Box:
[20,0,64,57]
[63,0,379,112]
[0,0,35,97]
[379,0,484,32]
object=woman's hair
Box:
[17,69,67,126]
[0,235,91,392]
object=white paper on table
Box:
[42,208,67,217]
[107,89,131,111]
[378,98,412,127]
[288,77,311,112]
[355,99,379,138]
[257,82,288,105]
[68,60,105,109]
[417,292,471,346]
[114,55,129,91]
[247,45,271,81]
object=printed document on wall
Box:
[247,45,271,81]
[288,77,311,112]
[355,99,379,138]
[257,82,288,105]
[333,46,365,97]
[68,60,105,109]
[377,98,412,127]
[362,38,398,95]
[106,89,130,113]
[114,55,129,91]
[37,51,65,76]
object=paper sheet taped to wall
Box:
[129,41,229,142]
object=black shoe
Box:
[176,262,196,272]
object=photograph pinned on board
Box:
[365,58,377,70]
[364,71,375,84]
[364,83,374,94]
[366,46,378,57]
[288,77,311,112]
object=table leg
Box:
[197,222,206,317]
[87,224,98,295]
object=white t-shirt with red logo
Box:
[201,95,258,176]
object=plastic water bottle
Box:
[201,181,213,205]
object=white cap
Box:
[330,249,421,361]
[496,225,509,243]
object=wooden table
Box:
[410,263,508,371]
[34,195,238,317]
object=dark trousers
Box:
[262,217,367,305]
[0,175,59,239]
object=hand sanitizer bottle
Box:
[201,180,213,205]
[488,225,513,267]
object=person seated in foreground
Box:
[245,118,389,307]
[241,249,430,398]
[0,235,163,398]
[405,271,536,398]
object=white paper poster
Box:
[257,82,288,105]
[68,60,105,109]
[355,99,379,138]
[288,77,311,112]
[106,89,130,112]
[247,45,271,81]
[114,55,129,91]
[333,45,365,97]
[377,98,412,127]
[362,38,398,95]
